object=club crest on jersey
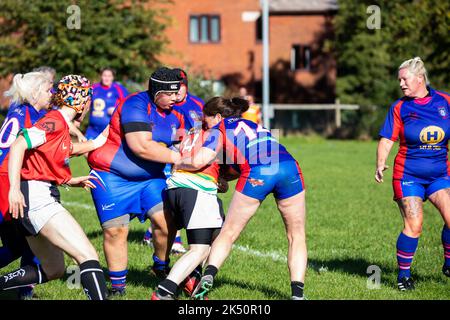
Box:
[189,111,200,121]
[438,106,448,119]
[419,126,445,145]
[248,178,264,187]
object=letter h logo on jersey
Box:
[420,126,445,145]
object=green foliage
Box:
[0,0,170,82]
[335,0,450,138]
[185,70,216,103]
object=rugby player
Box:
[175,97,308,300]
[376,57,450,290]
[2,75,109,300]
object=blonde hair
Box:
[398,57,429,85]
[4,72,52,105]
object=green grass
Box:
[1,137,449,300]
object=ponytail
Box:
[4,72,51,105]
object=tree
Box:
[334,0,450,138]
[0,0,170,83]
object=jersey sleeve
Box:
[171,109,186,142]
[114,83,129,105]
[379,100,403,141]
[22,114,64,149]
[120,95,151,133]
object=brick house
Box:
[157,0,338,104]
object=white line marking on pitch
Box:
[62,200,325,271]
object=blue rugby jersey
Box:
[203,117,294,174]
[0,103,46,174]
[88,91,184,180]
[379,87,450,183]
[173,93,204,131]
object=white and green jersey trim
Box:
[167,171,218,195]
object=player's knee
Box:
[104,226,128,241]
[221,228,239,243]
[404,223,422,237]
[189,245,210,258]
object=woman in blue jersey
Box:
[85,68,129,140]
[174,97,308,300]
[87,67,184,296]
[376,57,450,290]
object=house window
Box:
[190,15,221,43]
[256,16,262,42]
[290,45,312,71]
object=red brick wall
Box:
[156,0,261,80]
[156,0,336,103]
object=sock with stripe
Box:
[291,281,304,298]
[144,229,152,241]
[396,232,419,281]
[18,247,40,298]
[157,278,178,297]
[0,264,48,290]
[109,269,128,293]
[80,260,108,300]
[442,225,450,267]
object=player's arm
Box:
[8,136,28,219]
[375,137,394,183]
[68,121,86,142]
[174,146,217,171]
[71,125,109,156]
[125,131,181,164]
[376,101,401,183]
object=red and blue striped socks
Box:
[109,269,128,292]
[396,232,419,280]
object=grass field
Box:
[1,136,449,300]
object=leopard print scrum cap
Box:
[53,74,92,113]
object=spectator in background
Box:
[239,86,262,125]
[85,68,129,140]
